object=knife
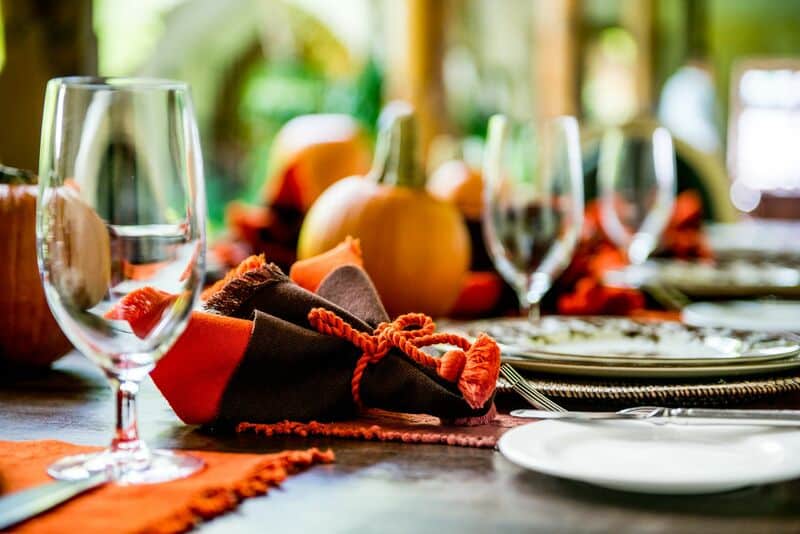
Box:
[510,407,800,427]
[0,472,109,529]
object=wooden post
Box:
[402,0,449,162]
[0,0,96,170]
[621,0,656,116]
[532,0,580,119]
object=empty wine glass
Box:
[37,77,206,483]
[482,115,584,321]
[598,125,677,266]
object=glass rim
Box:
[48,76,189,92]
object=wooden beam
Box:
[402,0,450,161]
[621,0,656,116]
[532,0,580,119]
[0,0,96,170]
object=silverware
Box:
[0,472,109,529]
[500,363,567,412]
[510,406,800,427]
[642,283,692,311]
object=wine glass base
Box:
[48,449,205,485]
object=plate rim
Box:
[503,352,800,378]
[605,260,800,297]
[682,300,800,333]
[450,316,800,368]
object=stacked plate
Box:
[604,258,800,298]
[450,316,800,378]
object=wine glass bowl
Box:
[482,115,584,321]
[598,124,677,266]
[37,77,206,483]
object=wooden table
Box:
[3,353,800,533]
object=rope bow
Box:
[307,308,500,410]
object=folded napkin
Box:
[110,261,500,427]
[0,440,332,534]
[556,190,711,316]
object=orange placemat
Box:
[237,409,527,449]
[0,440,334,534]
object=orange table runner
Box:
[238,409,527,449]
[0,440,334,534]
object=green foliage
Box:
[235,56,383,206]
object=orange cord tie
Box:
[307,308,500,410]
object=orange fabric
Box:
[150,312,254,424]
[201,254,266,301]
[557,191,710,316]
[289,236,363,292]
[0,440,333,534]
[449,271,504,317]
[630,309,682,322]
[307,309,500,410]
[106,282,256,424]
[238,409,525,449]
[121,261,170,281]
[105,287,178,338]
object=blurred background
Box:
[2,0,800,232]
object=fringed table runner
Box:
[237,409,527,449]
[0,440,333,534]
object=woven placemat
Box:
[497,372,800,407]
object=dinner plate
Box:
[502,352,800,378]
[605,259,800,298]
[683,301,800,333]
[498,420,800,494]
[449,317,800,367]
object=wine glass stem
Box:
[111,379,144,455]
[518,294,541,323]
[524,302,541,322]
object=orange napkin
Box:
[0,440,333,534]
[556,191,711,316]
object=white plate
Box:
[683,301,800,333]
[448,317,800,367]
[498,420,800,494]
[605,259,800,298]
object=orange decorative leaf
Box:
[290,236,363,292]
[105,286,177,338]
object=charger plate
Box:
[496,374,800,407]
[502,353,800,378]
[447,317,800,377]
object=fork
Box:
[500,363,567,412]
[642,283,691,311]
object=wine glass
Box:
[37,77,206,484]
[482,115,584,321]
[598,124,677,266]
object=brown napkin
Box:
[177,264,498,425]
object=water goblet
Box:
[37,77,206,484]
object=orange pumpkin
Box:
[264,114,372,211]
[0,165,71,367]
[427,160,484,220]
[298,106,470,317]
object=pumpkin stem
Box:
[0,165,37,185]
[371,102,426,189]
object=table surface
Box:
[3,354,800,533]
